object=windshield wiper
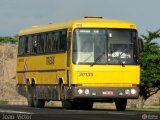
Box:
[117,57,125,67]
[83,54,93,62]
[90,51,105,66]
[112,52,125,67]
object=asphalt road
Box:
[0,105,159,120]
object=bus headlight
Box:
[78,89,83,94]
[131,89,136,95]
[125,89,130,95]
[84,89,90,95]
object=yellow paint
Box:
[16,53,67,85]
[71,65,140,87]
[19,17,137,36]
[17,17,140,90]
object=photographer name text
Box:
[2,114,32,120]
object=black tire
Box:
[60,84,76,109]
[60,83,93,110]
[27,85,34,107]
[34,99,45,108]
[62,100,75,109]
[77,101,93,110]
[63,101,93,110]
[33,86,45,108]
[115,98,127,111]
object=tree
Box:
[139,29,160,108]
[0,35,18,44]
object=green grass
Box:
[0,100,8,105]
[152,103,160,106]
[128,107,160,112]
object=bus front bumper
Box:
[65,86,139,99]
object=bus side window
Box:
[24,36,28,54]
[48,32,52,53]
[32,35,38,54]
[37,35,40,53]
[42,34,46,53]
[27,36,33,54]
[37,34,44,53]
[45,33,52,53]
[59,30,67,51]
[48,32,53,52]
[51,32,56,52]
[55,32,60,51]
[18,37,25,55]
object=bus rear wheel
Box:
[27,85,34,107]
[32,86,45,108]
[115,98,127,111]
[33,99,45,108]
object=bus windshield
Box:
[73,29,138,65]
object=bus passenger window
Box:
[27,36,32,54]
[32,36,38,54]
[48,33,53,52]
[59,30,67,51]
[51,32,56,52]
[24,37,28,54]
[45,33,51,53]
[37,34,45,53]
[18,37,25,55]
[55,32,60,51]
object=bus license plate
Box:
[102,91,113,95]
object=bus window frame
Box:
[17,29,68,57]
[72,28,139,65]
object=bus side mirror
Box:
[138,37,143,52]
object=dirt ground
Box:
[0,44,26,105]
[0,43,159,107]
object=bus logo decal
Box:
[46,56,55,65]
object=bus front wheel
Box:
[62,100,75,109]
[81,101,93,110]
[60,84,74,109]
[75,101,93,110]
[115,98,127,111]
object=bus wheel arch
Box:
[26,78,45,108]
[58,78,64,85]
[58,78,64,100]
[57,78,75,109]
[31,78,35,87]
[26,78,30,85]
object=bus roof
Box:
[19,17,137,36]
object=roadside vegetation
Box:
[0,100,8,105]
[0,35,18,44]
[128,107,160,112]
[139,29,160,108]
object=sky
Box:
[0,0,160,44]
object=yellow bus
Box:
[16,16,143,111]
